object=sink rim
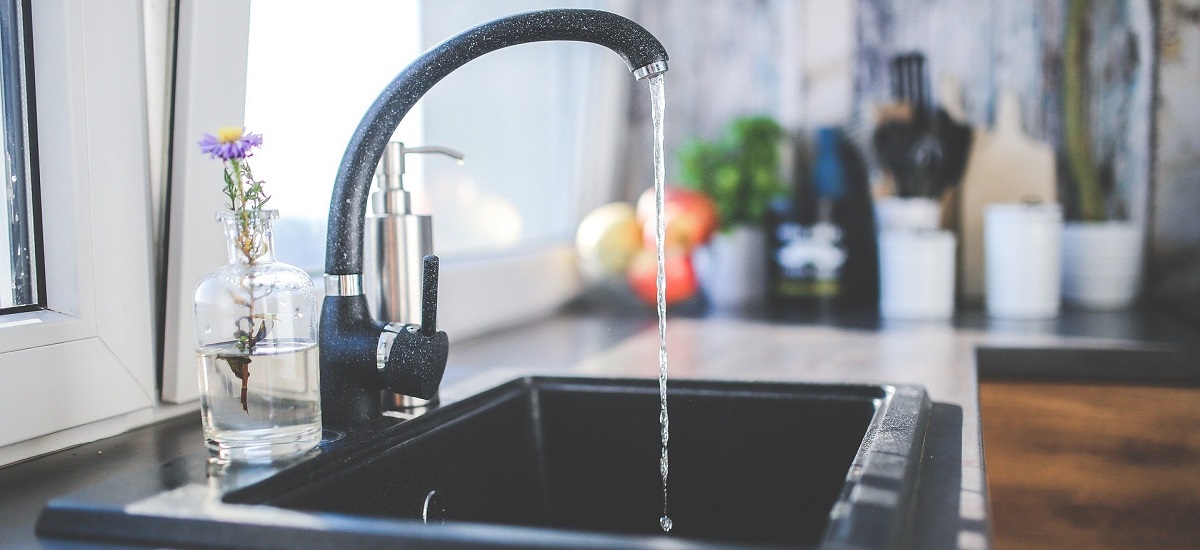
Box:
[38,375,932,549]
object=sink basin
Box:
[39,376,931,549]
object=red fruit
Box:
[636,185,719,251]
[626,248,699,306]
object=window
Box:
[0,0,41,312]
[242,0,425,271]
[0,0,165,466]
[416,0,629,258]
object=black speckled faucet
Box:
[319,9,669,428]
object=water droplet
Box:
[294,308,303,319]
[204,325,212,334]
[660,515,673,532]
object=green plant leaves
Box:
[677,116,788,230]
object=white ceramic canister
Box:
[693,226,767,309]
[984,203,1063,319]
[1061,221,1142,310]
[879,229,957,320]
[875,197,942,231]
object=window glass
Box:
[0,0,39,311]
[245,0,614,269]
[244,0,424,272]
[417,0,607,258]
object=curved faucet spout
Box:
[318,9,667,428]
[324,8,669,276]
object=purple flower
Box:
[199,127,263,160]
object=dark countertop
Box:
[2,305,1196,549]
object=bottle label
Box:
[774,221,847,298]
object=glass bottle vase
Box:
[193,210,321,460]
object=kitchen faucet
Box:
[319,9,669,428]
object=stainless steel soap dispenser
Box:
[365,141,463,411]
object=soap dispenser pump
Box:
[366,141,463,412]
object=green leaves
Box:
[677,116,788,230]
[223,158,271,213]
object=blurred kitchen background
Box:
[595,0,1193,321]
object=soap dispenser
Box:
[365,141,464,412]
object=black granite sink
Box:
[38,376,931,549]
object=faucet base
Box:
[320,294,449,429]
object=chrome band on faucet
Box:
[633,60,668,81]
[376,323,399,371]
[324,274,363,296]
[376,322,417,371]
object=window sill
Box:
[0,310,93,354]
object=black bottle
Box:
[833,130,880,309]
[766,128,878,315]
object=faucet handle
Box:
[378,321,448,401]
[420,255,439,336]
[377,254,448,400]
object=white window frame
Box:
[160,0,253,403]
[160,0,637,402]
[0,0,189,466]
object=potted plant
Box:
[678,116,789,308]
[1060,0,1143,310]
